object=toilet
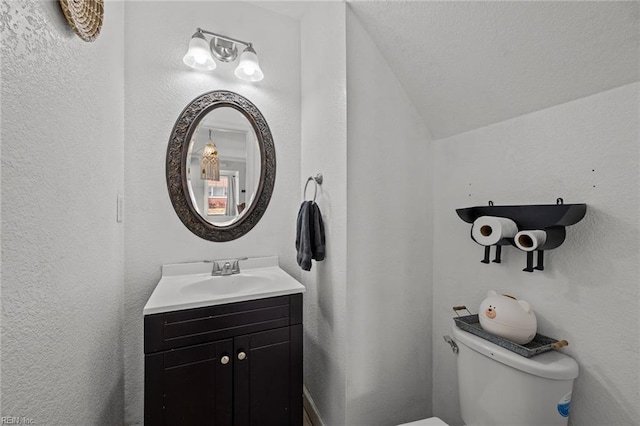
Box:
[399,325,579,426]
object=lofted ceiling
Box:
[254,1,639,139]
[347,1,639,138]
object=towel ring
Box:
[304,174,323,202]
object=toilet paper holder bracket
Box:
[481,244,504,264]
[457,199,586,273]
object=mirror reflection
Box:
[186,107,260,226]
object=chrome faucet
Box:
[221,261,233,275]
[231,257,248,274]
[211,261,222,276]
[211,257,248,276]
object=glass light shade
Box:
[201,143,220,181]
[183,33,216,71]
[234,46,264,82]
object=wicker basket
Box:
[58,0,104,42]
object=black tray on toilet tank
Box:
[453,313,568,358]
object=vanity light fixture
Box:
[183,28,264,82]
[201,130,220,181]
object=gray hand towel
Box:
[310,202,326,262]
[296,201,313,271]
[296,201,326,271]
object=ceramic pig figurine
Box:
[479,290,537,345]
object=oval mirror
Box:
[166,91,275,241]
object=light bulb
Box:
[183,32,216,71]
[234,45,264,82]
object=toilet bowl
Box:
[398,417,448,426]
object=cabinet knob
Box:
[220,355,230,365]
[237,351,247,361]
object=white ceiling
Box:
[252,1,639,139]
[348,1,639,138]
[249,1,312,20]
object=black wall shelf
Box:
[456,200,587,272]
[456,202,586,229]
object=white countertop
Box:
[143,256,305,315]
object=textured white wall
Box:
[4,4,634,426]
[345,9,434,425]
[1,0,125,424]
[431,83,640,426]
[300,3,348,425]
[123,2,300,423]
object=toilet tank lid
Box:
[452,326,579,380]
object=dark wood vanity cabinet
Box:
[144,294,303,426]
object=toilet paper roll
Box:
[514,230,547,252]
[471,216,518,246]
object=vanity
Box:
[143,257,305,425]
[148,91,304,423]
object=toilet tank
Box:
[451,326,578,426]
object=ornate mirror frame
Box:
[166,91,276,241]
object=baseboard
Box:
[303,385,325,426]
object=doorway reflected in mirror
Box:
[186,107,260,226]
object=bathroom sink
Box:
[143,256,305,315]
[181,269,280,297]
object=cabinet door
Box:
[234,325,302,426]
[145,339,233,426]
